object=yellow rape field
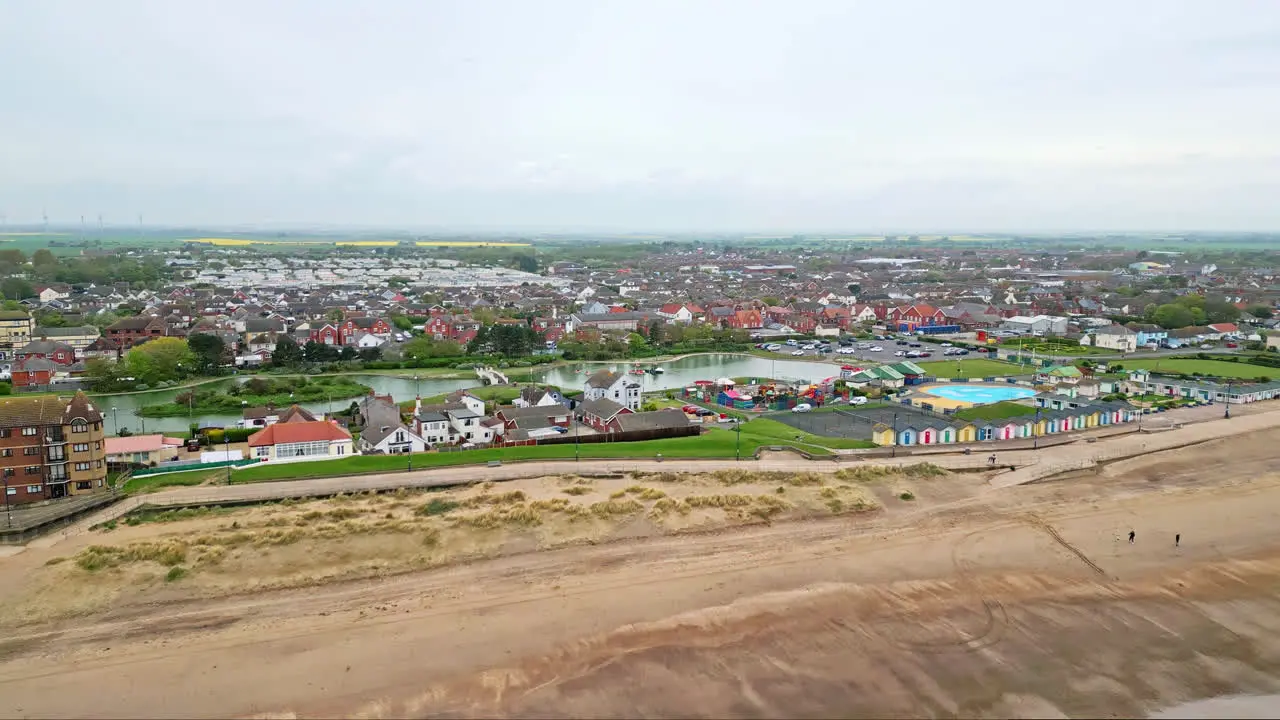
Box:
[334,241,399,247]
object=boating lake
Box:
[90,354,843,434]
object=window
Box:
[26,485,40,493]
[0,429,9,438]
[21,427,37,436]
[75,462,91,471]
[72,420,88,433]
[73,443,89,452]
[0,449,9,457]
[1,468,11,477]
[255,446,270,458]
[96,460,103,468]
[47,447,65,461]
[75,481,91,490]
[25,466,39,475]
[5,488,14,496]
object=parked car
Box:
[896,340,910,345]
[681,405,701,414]
[959,349,970,355]
[791,349,805,356]
[1200,343,1214,349]
[869,345,883,352]
[849,396,868,406]
[791,403,813,413]
[918,351,932,358]
[940,342,953,347]
[785,339,799,346]
[1226,342,1239,348]
[894,350,907,357]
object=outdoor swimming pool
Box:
[920,384,1037,405]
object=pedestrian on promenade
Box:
[1175,533,1181,547]
[1129,530,1136,544]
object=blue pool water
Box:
[922,384,1036,404]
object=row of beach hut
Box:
[870,401,1137,446]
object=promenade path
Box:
[25,404,1280,549]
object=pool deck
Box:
[911,382,1036,411]
[910,385,972,411]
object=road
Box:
[757,337,1250,366]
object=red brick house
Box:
[579,398,632,432]
[16,340,76,366]
[309,324,341,345]
[338,317,392,345]
[888,304,946,327]
[11,358,57,389]
[104,316,170,349]
[730,309,763,330]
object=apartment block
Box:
[0,392,108,506]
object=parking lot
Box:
[753,336,977,365]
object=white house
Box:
[814,324,841,337]
[248,420,353,462]
[583,369,642,411]
[352,332,386,349]
[414,411,454,445]
[358,422,427,454]
[1086,324,1138,352]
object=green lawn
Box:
[409,384,523,409]
[733,417,876,450]
[952,401,1039,421]
[1119,358,1278,380]
[916,359,1027,379]
[123,469,224,495]
[999,340,1107,356]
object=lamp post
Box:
[111,407,119,436]
[574,400,580,462]
[1033,405,1041,449]
[734,418,742,461]
[1224,380,1232,419]
[891,411,898,458]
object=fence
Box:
[130,458,259,477]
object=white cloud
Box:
[1,0,1278,230]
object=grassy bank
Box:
[916,359,1028,378]
[1118,358,1278,380]
[138,377,372,417]
[952,401,1039,421]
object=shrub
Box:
[416,498,461,516]
[899,491,916,501]
[165,566,188,582]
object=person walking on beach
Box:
[1175,533,1181,547]
[989,454,996,466]
[1129,530,1136,544]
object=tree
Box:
[390,315,413,331]
[31,248,57,267]
[1248,305,1275,319]
[514,253,539,273]
[187,333,227,374]
[646,319,666,346]
[0,278,33,300]
[272,336,304,367]
[358,347,383,362]
[34,310,67,328]
[303,340,339,363]
[339,345,359,361]
[325,308,345,324]
[1203,299,1241,324]
[123,337,195,385]
[846,283,862,296]
[1151,303,1194,329]
[0,249,26,265]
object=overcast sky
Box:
[2,0,1278,232]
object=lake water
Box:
[91,354,843,434]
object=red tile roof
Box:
[248,420,352,447]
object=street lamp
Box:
[111,407,119,436]
[734,418,742,461]
[1033,405,1041,449]
[1224,380,1232,419]
[891,411,899,458]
